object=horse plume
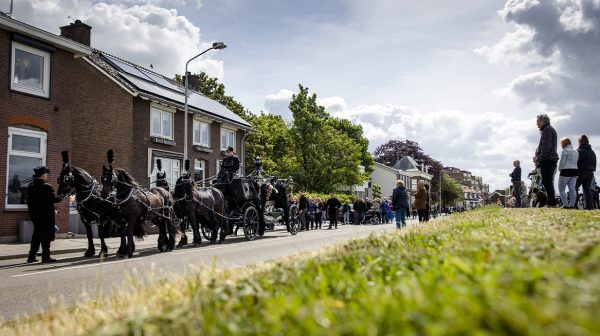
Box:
[157,159,162,171]
[184,159,190,172]
[61,151,69,165]
[107,149,115,165]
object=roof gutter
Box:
[0,15,91,57]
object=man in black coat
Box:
[218,147,241,210]
[298,191,309,231]
[326,194,342,229]
[27,166,62,263]
[575,135,597,210]
[533,114,559,206]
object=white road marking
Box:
[10,225,388,278]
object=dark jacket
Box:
[535,124,559,163]
[392,186,409,209]
[353,200,365,212]
[325,197,342,214]
[27,178,61,242]
[577,144,597,172]
[298,194,309,211]
[222,155,240,174]
[342,203,350,213]
[509,166,521,182]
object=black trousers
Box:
[29,227,51,260]
[539,159,558,206]
[417,209,428,222]
[315,212,322,229]
[512,181,521,208]
[328,211,338,229]
[576,171,594,209]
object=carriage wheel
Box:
[288,204,299,235]
[201,222,213,241]
[243,206,259,241]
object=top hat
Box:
[33,166,50,178]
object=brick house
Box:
[0,14,91,242]
[0,16,251,242]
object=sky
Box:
[5,0,600,191]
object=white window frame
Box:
[220,127,236,151]
[193,119,210,147]
[10,41,51,98]
[150,106,174,140]
[150,157,181,188]
[216,160,222,175]
[6,127,47,209]
[194,159,205,187]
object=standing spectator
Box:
[27,166,62,263]
[287,193,295,208]
[364,198,372,212]
[391,180,409,228]
[353,198,366,224]
[372,199,381,224]
[326,194,342,229]
[342,201,351,225]
[509,160,522,208]
[533,114,559,207]
[412,180,428,222]
[576,135,597,210]
[557,137,579,208]
[380,198,389,224]
[308,198,317,230]
[315,197,324,229]
[298,191,309,231]
[386,199,395,223]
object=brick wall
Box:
[0,30,71,240]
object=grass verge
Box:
[2,207,599,335]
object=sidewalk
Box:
[0,235,159,261]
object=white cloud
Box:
[264,89,295,121]
[479,0,600,136]
[13,0,221,79]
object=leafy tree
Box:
[244,113,298,177]
[441,172,464,207]
[289,85,370,193]
[175,72,251,120]
[373,139,443,204]
[372,184,382,199]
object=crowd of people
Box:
[510,114,598,209]
[287,178,433,231]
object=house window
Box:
[216,160,222,175]
[151,107,173,139]
[194,159,205,187]
[220,128,235,151]
[6,127,47,208]
[193,120,210,147]
[11,42,51,98]
[150,157,180,188]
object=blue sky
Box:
[7,0,600,191]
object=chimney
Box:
[60,19,92,46]
[185,74,200,90]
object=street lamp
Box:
[183,42,227,168]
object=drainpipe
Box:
[240,130,248,176]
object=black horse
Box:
[56,153,118,257]
[101,166,176,258]
[260,177,293,232]
[173,173,227,246]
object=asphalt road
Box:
[0,222,399,321]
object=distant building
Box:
[444,166,489,208]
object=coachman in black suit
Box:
[27,166,62,263]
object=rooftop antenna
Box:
[67,15,75,23]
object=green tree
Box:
[289,84,369,193]
[441,172,464,207]
[372,184,382,199]
[244,113,298,177]
[175,72,251,120]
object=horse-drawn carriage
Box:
[212,174,299,241]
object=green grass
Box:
[3,207,600,335]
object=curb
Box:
[0,247,88,261]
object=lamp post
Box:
[183,42,227,168]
